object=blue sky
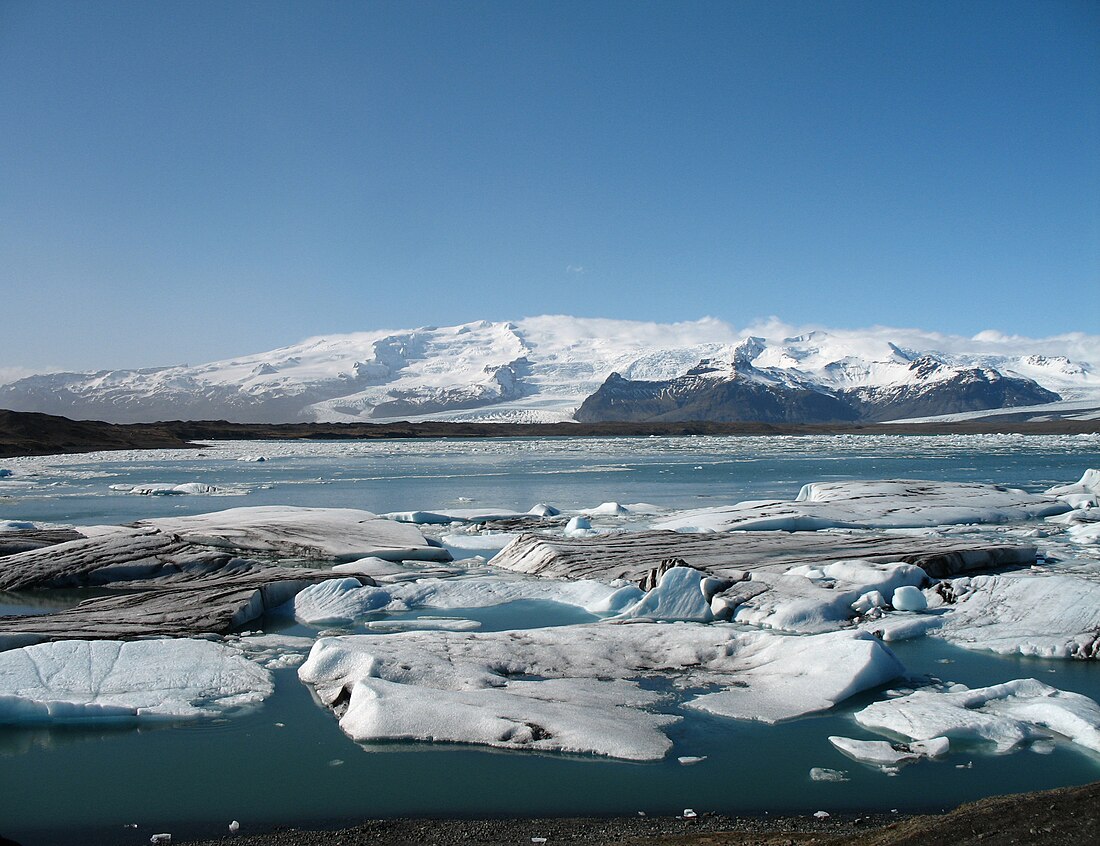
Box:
[1,0,1097,373]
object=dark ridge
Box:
[0,409,1097,459]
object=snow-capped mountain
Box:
[2,317,1098,424]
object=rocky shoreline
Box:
[170,780,1099,846]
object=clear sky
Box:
[1,0,1097,375]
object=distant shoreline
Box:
[2,408,1098,459]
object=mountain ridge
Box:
[2,316,1098,424]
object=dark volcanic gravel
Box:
[173,780,1100,846]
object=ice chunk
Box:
[729,560,927,634]
[0,639,272,722]
[565,515,591,532]
[828,736,921,767]
[365,618,482,632]
[614,566,713,622]
[656,480,1069,533]
[585,502,630,516]
[1046,469,1100,509]
[527,503,560,517]
[855,678,1100,753]
[809,767,849,782]
[891,585,928,612]
[289,578,391,625]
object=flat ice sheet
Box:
[0,639,272,722]
[298,623,903,759]
[930,574,1100,658]
[855,678,1100,754]
[655,480,1069,533]
[140,506,447,561]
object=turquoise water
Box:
[1,435,1099,844]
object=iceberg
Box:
[1046,469,1100,510]
[855,678,1100,754]
[0,639,272,723]
[930,574,1100,658]
[299,624,903,758]
[655,480,1069,533]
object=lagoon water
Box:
[2,434,1100,844]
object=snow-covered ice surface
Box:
[298,624,903,758]
[655,480,1069,533]
[0,639,272,722]
[854,679,1100,755]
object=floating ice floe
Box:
[828,735,949,769]
[924,574,1100,658]
[288,578,390,625]
[1046,469,1100,510]
[0,639,272,722]
[654,480,1070,533]
[109,483,231,496]
[298,624,903,759]
[809,767,850,782]
[383,508,529,524]
[854,678,1100,754]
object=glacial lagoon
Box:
[1,434,1099,845]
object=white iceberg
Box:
[289,578,391,625]
[728,559,927,634]
[855,678,1100,754]
[930,574,1100,658]
[299,624,904,759]
[1046,469,1100,510]
[655,480,1069,533]
[0,639,272,722]
[613,566,715,622]
[828,735,949,768]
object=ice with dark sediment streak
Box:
[654,480,1070,533]
[298,623,903,759]
[0,639,272,722]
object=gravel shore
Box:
[174,780,1100,846]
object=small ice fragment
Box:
[809,767,849,782]
[682,809,698,821]
[891,585,928,612]
[274,722,285,727]
[328,759,344,767]
[565,515,591,531]
[150,835,171,845]
[813,810,831,819]
[229,821,240,833]
[531,839,547,844]
[1031,739,1056,754]
[677,755,707,765]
